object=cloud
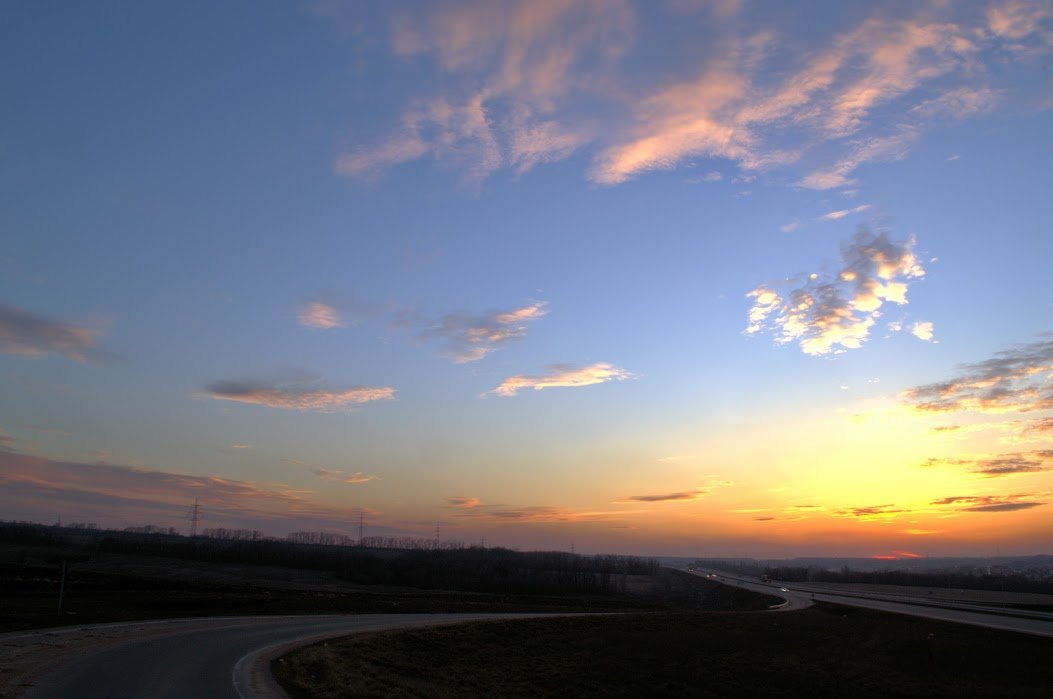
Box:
[817,204,871,221]
[799,129,918,190]
[411,301,548,363]
[912,86,998,120]
[746,228,925,355]
[298,301,345,329]
[0,301,104,363]
[1020,417,1053,438]
[590,64,766,185]
[931,493,1047,513]
[204,376,395,412]
[902,336,1053,413]
[468,505,640,523]
[617,477,731,503]
[923,450,1053,477]
[447,496,482,509]
[619,490,708,503]
[489,362,632,397]
[986,0,1053,52]
[333,5,1050,193]
[834,503,906,519]
[0,449,370,532]
[911,321,936,342]
[316,468,379,484]
[285,458,381,484]
[780,219,801,233]
[338,0,633,183]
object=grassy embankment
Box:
[274,603,1053,697]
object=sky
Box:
[2,0,1052,559]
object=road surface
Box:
[693,569,1053,638]
[9,613,560,698]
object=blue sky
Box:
[2,1,1052,557]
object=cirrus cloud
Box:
[902,336,1053,414]
[488,362,632,397]
[298,301,345,329]
[0,301,106,363]
[204,376,395,412]
[408,301,548,363]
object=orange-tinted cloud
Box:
[448,496,483,509]
[0,449,376,533]
[298,301,344,329]
[411,301,548,363]
[922,450,1053,478]
[903,336,1053,413]
[931,494,1047,513]
[489,362,631,397]
[0,301,105,363]
[341,0,632,183]
[205,377,394,412]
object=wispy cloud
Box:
[617,478,731,503]
[204,376,395,412]
[333,6,1045,190]
[408,301,548,363]
[447,496,482,509]
[320,469,379,484]
[817,204,871,221]
[746,228,925,355]
[931,493,1047,513]
[338,0,632,184]
[460,504,641,523]
[489,362,631,397]
[986,0,1053,54]
[0,301,105,363]
[780,219,801,233]
[619,490,706,503]
[298,301,345,329]
[283,458,381,484]
[923,450,1053,478]
[902,336,1053,413]
[799,129,918,190]
[0,449,372,532]
[1020,417,1053,439]
[834,503,907,519]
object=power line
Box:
[186,498,201,537]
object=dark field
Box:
[274,604,1053,698]
[0,539,773,632]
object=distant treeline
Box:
[1,521,659,596]
[694,558,1053,595]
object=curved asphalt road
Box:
[20,613,558,698]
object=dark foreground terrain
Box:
[0,532,775,632]
[274,604,1053,697]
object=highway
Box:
[11,613,560,698]
[692,569,1053,638]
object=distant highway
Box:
[690,568,1053,638]
[13,613,563,698]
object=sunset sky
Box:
[2,1,1052,558]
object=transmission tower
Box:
[187,498,201,537]
[357,509,365,543]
